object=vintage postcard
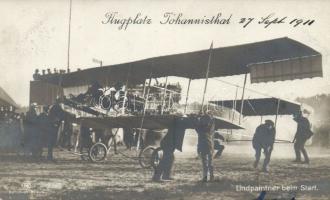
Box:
[0,0,329,199]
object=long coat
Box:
[195,114,215,154]
[160,117,191,152]
[252,123,275,149]
[294,116,312,141]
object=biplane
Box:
[29,37,322,167]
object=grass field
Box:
[0,144,329,200]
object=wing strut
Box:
[136,67,153,151]
[184,77,192,113]
[201,41,213,111]
[239,73,248,124]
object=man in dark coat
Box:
[63,116,74,150]
[24,104,39,158]
[35,106,50,159]
[152,116,190,182]
[252,120,275,172]
[195,111,216,182]
[123,128,134,150]
[87,80,103,101]
[80,125,92,153]
[292,110,312,164]
[46,103,65,161]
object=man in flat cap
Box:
[292,110,313,164]
[195,109,216,182]
[252,120,276,172]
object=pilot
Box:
[252,120,275,172]
[70,80,103,104]
[86,80,103,101]
[109,82,124,101]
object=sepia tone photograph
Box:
[0,0,329,199]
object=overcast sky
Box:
[0,0,329,106]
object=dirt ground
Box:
[0,144,329,200]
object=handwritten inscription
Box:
[239,13,315,28]
[160,12,232,25]
[258,13,286,28]
[102,12,152,30]
[101,12,315,30]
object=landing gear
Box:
[89,142,108,162]
[138,146,156,169]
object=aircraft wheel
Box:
[138,146,155,169]
[89,142,108,162]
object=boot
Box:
[262,167,268,173]
[253,161,258,168]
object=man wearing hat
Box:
[195,110,216,182]
[252,120,276,172]
[292,110,312,164]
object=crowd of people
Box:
[15,101,143,162]
[20,102,66,161]
[0,107,23,149]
